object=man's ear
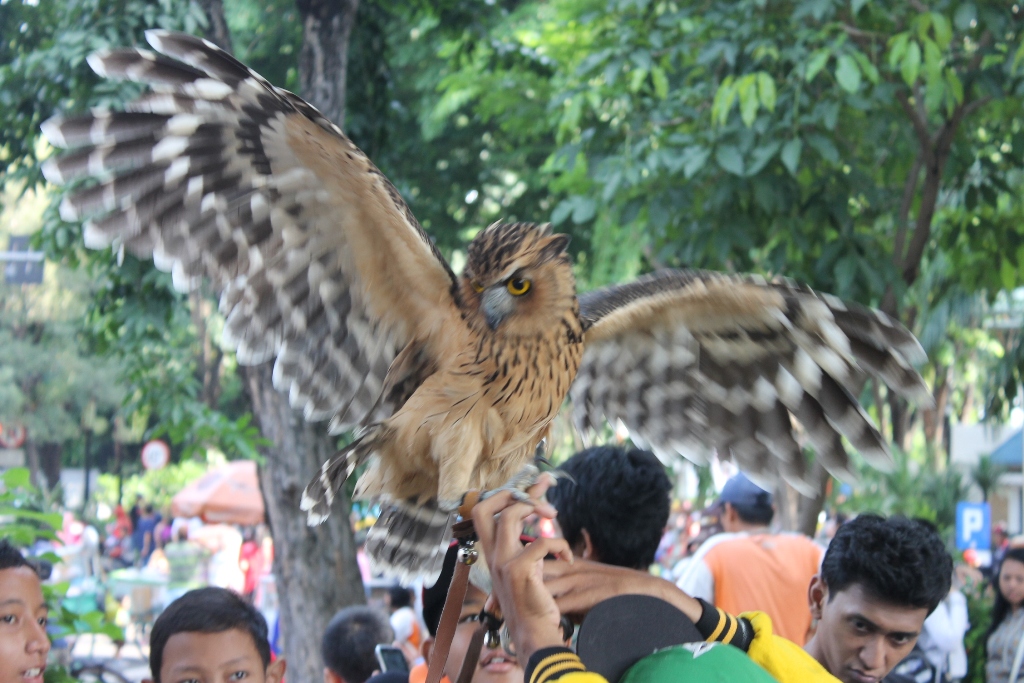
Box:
[580,529,598,562]
[266,657,287,683]
[808,575,828,619]
[422,636,434,665]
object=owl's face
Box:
[461,222,577,337]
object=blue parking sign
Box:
[956,502,991,551]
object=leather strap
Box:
[425,557,471,683]
[455,623,486,683]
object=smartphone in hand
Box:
[375,644,410,674]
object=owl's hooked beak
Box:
[482,287,515,330]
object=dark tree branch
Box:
[297,0,360,127]
[196,0,233,53]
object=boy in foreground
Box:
[145,587,285,683]
[0,539,49,683]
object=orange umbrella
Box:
[172,460,265,525]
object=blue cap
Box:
[716,473,772,510]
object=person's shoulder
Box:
[774,532,824,553]
[693,532,744,557]
[742,612,842,683]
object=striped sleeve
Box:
[694,598,754,651]
[525,647,608,683]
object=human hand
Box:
[470,475,571,665]
[543,559,702,624]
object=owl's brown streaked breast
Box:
[485,308,585,431]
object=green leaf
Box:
[929,12,952,49]
[807,134,840,164]
[888,33,909,70]
[629,67,648,93]
[738,76,759,127]
[835,256,858,295]
[572,196,597,223]
[852,51,880,85]
[806,49,831,82]
[3,467,31,489]
[953,3,977,31]
[715,145,745,175]
[835,54,862,93]
[901,41,921,86]
[682,146,711,179]
[756,72,777,111]
[923,39,943,81]
[651,65,669,99]
[1001,258,1016,292]
[711,76,737,126]
[781,139,803,174]
[746,140,782,176]
[551,199,574,226]
[851,0,869,14]
[945,69,964,105]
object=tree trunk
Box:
[245,365,365,683]
[296,0,360,127]
[797,461,830,537]
[187,1,368,677]
[196,0,234,52]
[39,443,62,492]
[24,437,42,489]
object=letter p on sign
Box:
[956,502,991,551]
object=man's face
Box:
[807,578,927,683]
[153,628,284,683]
[0,566,50,683]
[442,585,521,683]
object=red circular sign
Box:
[141,440,170,470]
[0,425,27,448]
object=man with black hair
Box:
[676,472,823,642]
[322,606,395,683]
[0,538,49,683]
[806,514,954,683]
[546,445,671,569]
[145,586,284,683]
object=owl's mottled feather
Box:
[42,31,932,583]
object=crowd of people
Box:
[3,445,1022,683]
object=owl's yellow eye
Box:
[471,280,484,293]
[506,278,531,296]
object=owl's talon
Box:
[479,463,543,504]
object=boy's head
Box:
[806,514,952,683]
[547,446,671,569]
[387,586,412,611]
[0,539,49,683]
[147,587,283,683]
[321,606,393,683]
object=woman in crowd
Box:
[986,547,1024,682]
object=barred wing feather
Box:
[572,270,932,489]
[41,30,459,433]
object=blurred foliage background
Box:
[1,0,1024,678]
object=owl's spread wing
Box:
[41,30,460,431]
[572,270,932,487]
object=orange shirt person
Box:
[676,473,822,643]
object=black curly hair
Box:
[820,514,952,614]
[547,445,672,569]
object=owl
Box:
[41,31,932,583]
